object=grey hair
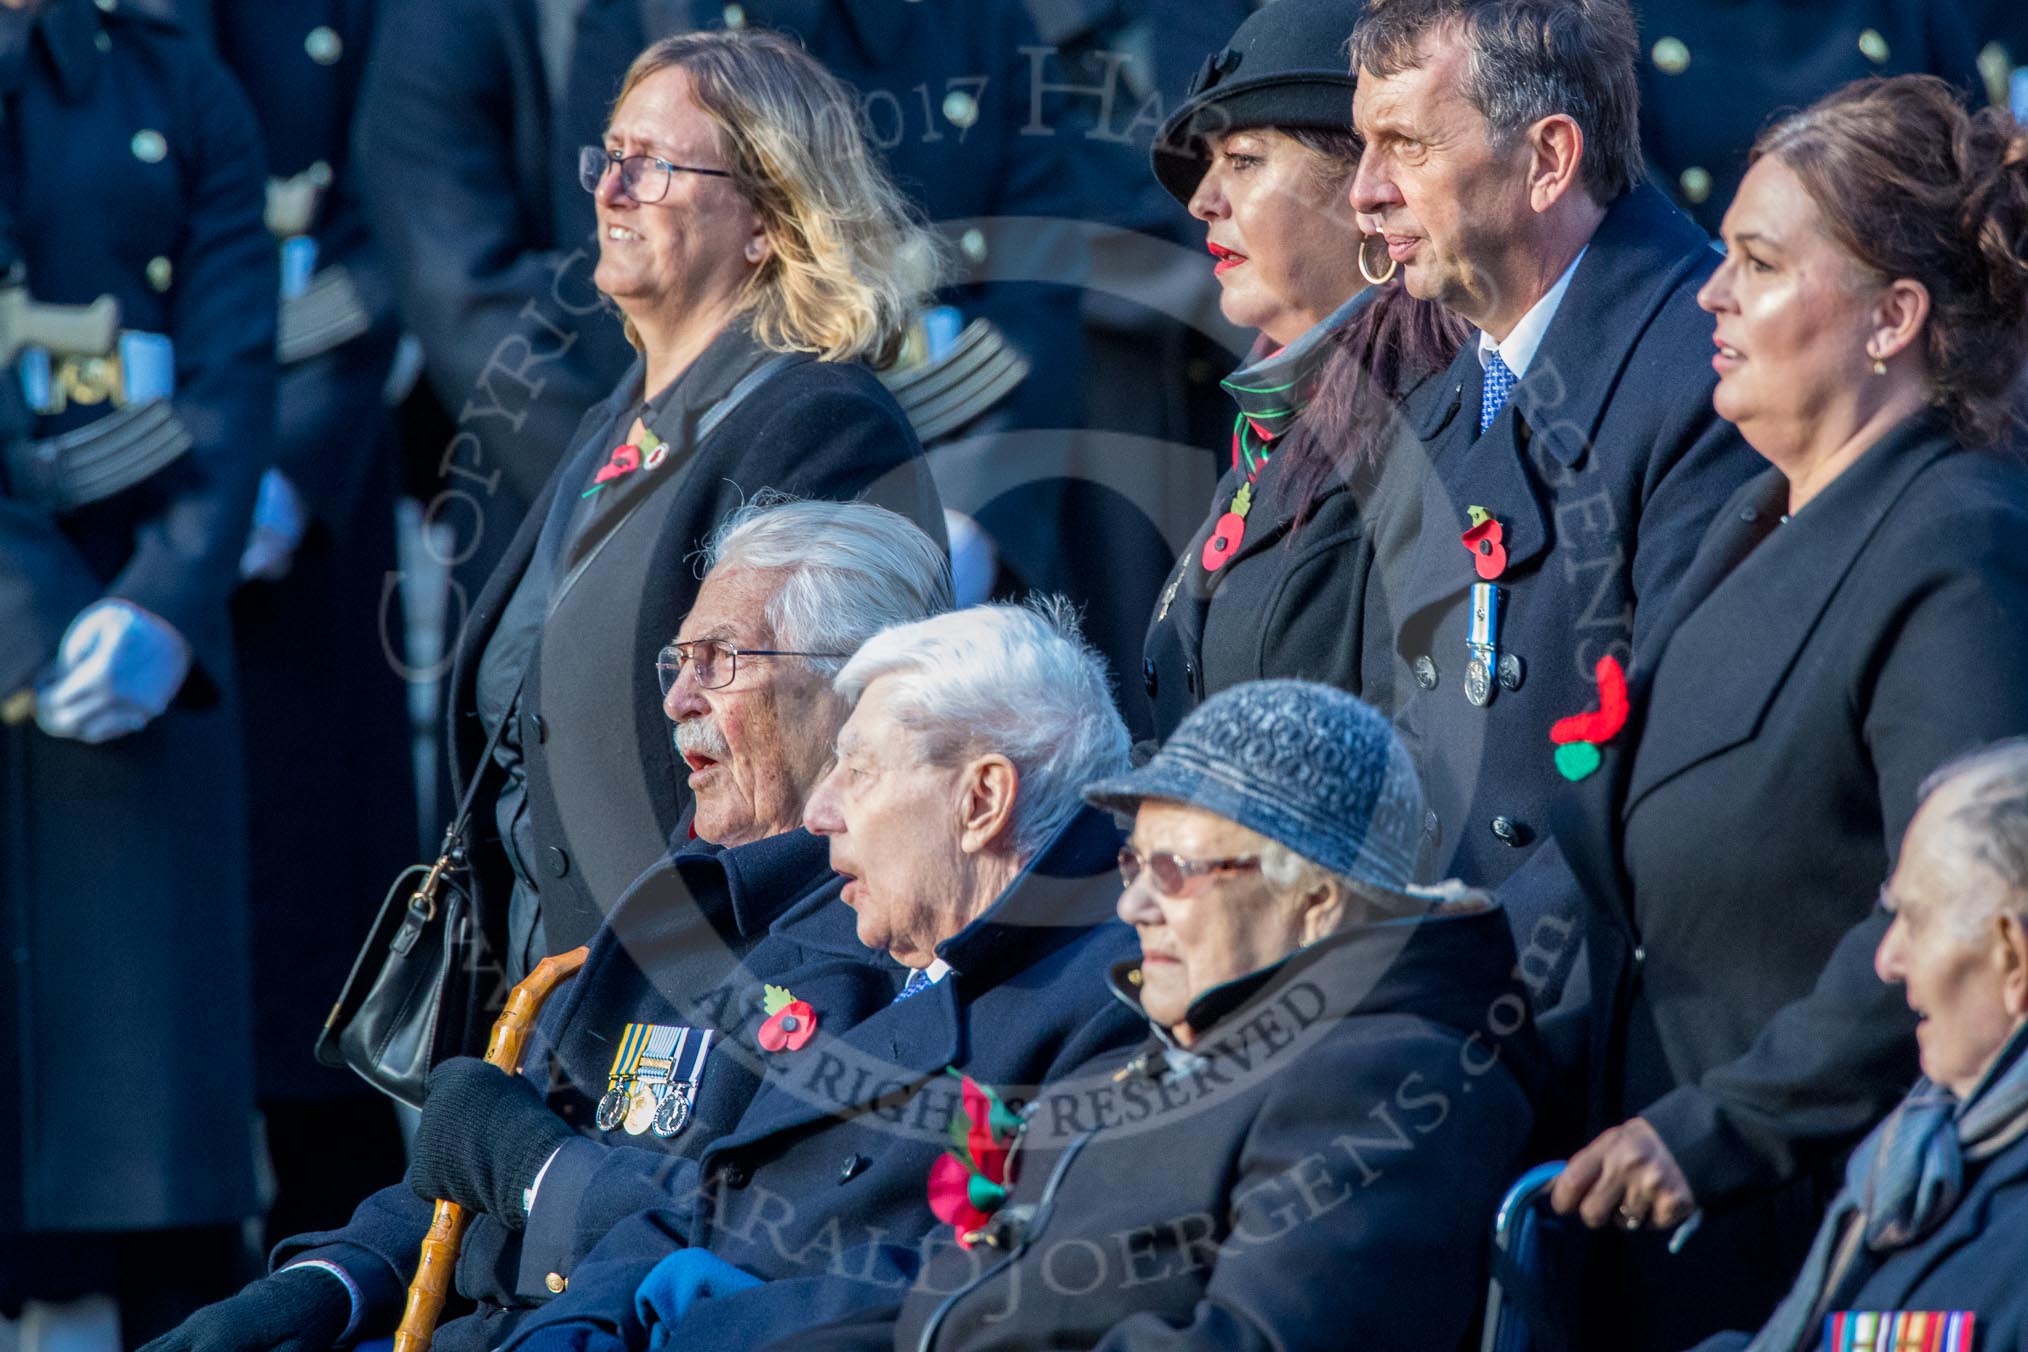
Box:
[699,493,954,678]
[1259,839,1426,923]
[833,598,1130,856]
[1348,0,1643,204]
[1916,738,2028,937]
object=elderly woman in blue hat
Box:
[868,680,1545,1351]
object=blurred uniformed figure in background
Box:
[1634,0,1985,234]
[202,0,414,1257]
[0,0,272,1347]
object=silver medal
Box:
[651,1083,692,1138]
[595,1087,628,1131]
[1465,654,1496,707]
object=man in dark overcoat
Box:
[143,499,954,1352]
[479,605,1146,1352]
[0,0,272,1339]
[1345,0,1761,1015]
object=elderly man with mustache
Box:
[145,497,951,1352]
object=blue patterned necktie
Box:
[1480,348,1517,435]
[893,969,933,1003]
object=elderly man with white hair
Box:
[1696,740,2028,1352]
[494,602,1147,1352]
[151,497,951,1352]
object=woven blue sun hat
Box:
[1084,679,1424,894]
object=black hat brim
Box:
[1151,75,1359,206]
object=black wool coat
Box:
[1554,414,2028,1348]
[445,344,942,974]
[0,0,273,1234]
[271,828,892,1352]
[1137,431,1423,748]
[489,806,1147,1352]
[888,904,1544,1352]
[1376,181,1760,1001]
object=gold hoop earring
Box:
[1358,234,1398,286]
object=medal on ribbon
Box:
[595,1023,715,1139]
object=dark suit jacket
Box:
[444,344,942,966]
[489,806,1147,1351]
[1378,181,1760,999]
[1554,414,2028,1346]
[270,828,891,1352]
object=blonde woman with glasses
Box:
[440,30,947,982]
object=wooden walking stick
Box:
[391,944,589,1352]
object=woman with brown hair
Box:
[1135,0,1466,745]
[1548,74,2028,1350]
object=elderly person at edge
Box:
[489,603,1147,1351]
[143,499,952,1352]
[444,27,943,984]
[789,680,1546,1351]
[1344,0,1758,1009]
[1696,742,2028,1352]
[1547,76,2028,1350]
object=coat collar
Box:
[1622,409,1960,815]
[35,0,104,103]
[1394,183,1714,628]
[1109,901,1530,1052]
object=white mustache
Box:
[674,717,731,761]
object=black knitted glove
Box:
[408,1055,574,1228]
[136,1267,351,1352]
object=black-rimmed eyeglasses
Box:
[1117,846,1263,897]
[579,146,731,203]
[656,639,846,694]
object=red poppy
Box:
[593,443,642,484]
[928,1153,995,1246]
[1200,511,1247,571]
[1461,517,1508,580]
[1549,655,1631,746]
[757,1000,816,1053]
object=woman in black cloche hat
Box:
[1135,0,1467,748]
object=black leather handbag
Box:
[314,674,519,1108]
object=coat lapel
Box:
[1392,182,1716,632]
[1622,415,1958,816]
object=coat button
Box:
[722,3,746,27]
[1678,167,1712,204]
[145,256,173,293]
[1739,507,1759,523]
[304,25,343,64]
[1857,28,1889,63]
[544,1272,567,1294]
[1650,37,1689,74]
[959,228,989,265]
[1412,655,1439,690]
[942,90,979,129]
[1184,661,1198,695]
[721,1161,752,1188]
[838,1154,869,1185]
[131,129,167,164]
[542,846,570,878]
[525,711,547,744]
[1497,654,1525,692]
[1142,658,1157,699]
[1489,816,1531,847]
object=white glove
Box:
[239,469,308,582]
[34,599,193,744]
